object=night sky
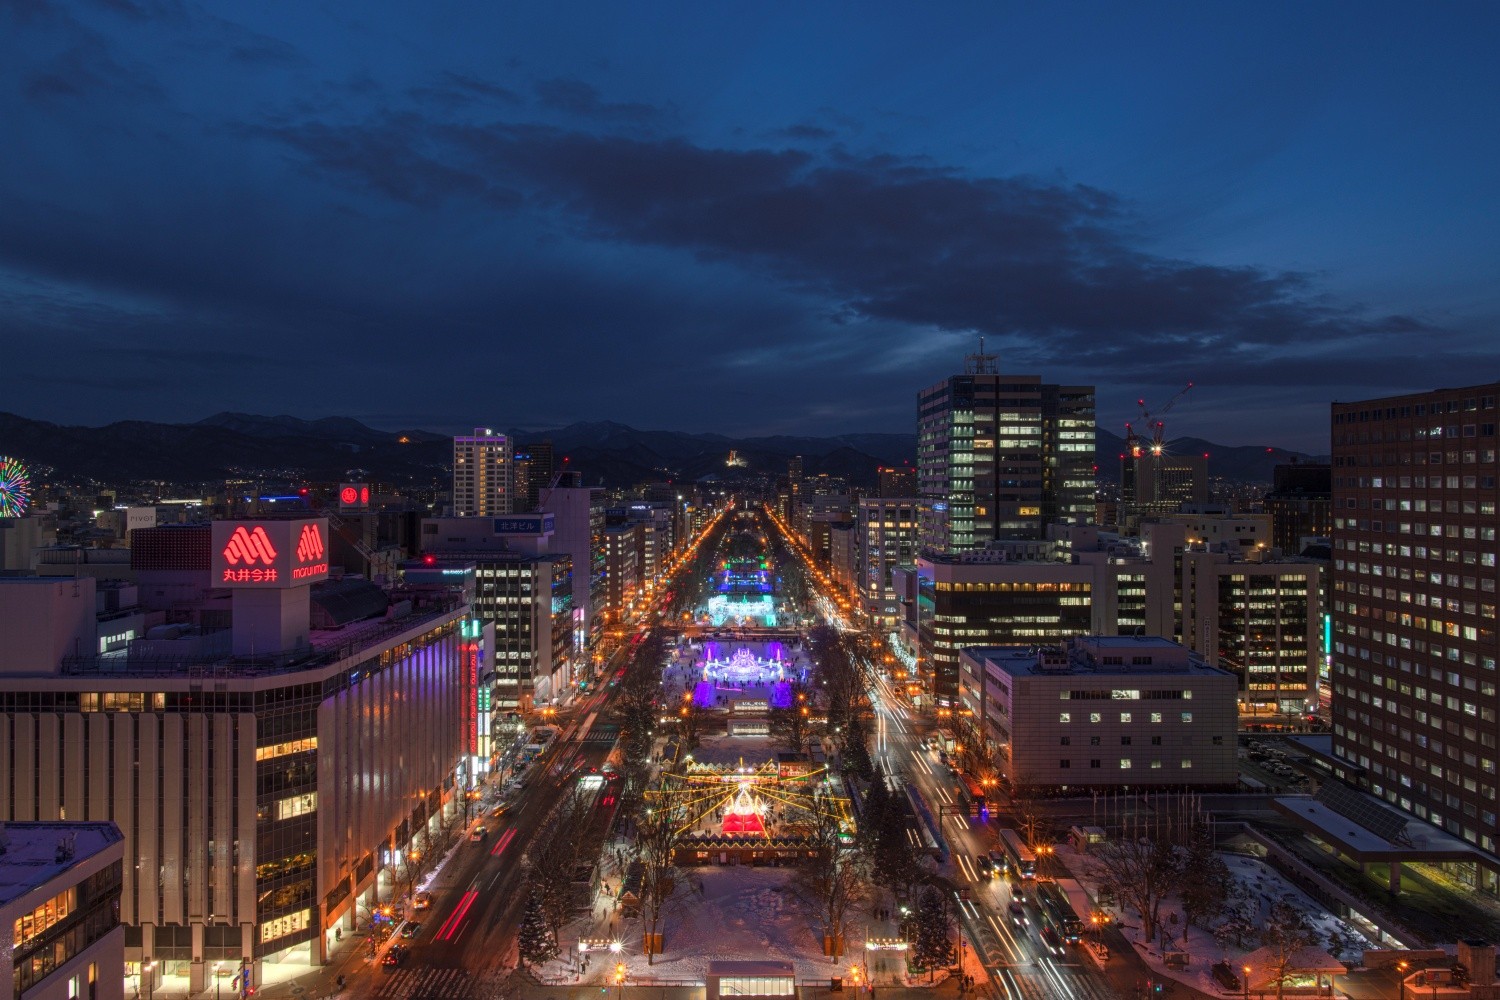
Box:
[5,3,1497,451]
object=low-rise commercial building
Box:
[960,636,1238,792]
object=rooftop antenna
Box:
[965,335,999,375]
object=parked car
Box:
[382,945,409,970]
[400,922,421,939]
[469,827,487,842]
[413,892,432,910]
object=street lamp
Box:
[1242,964,1251,1000]
[144,960,157,1000]
[214,962,224,1000]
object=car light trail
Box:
[434,889,479,942]
[489,827,517,857]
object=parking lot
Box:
[1238,735,1314,791]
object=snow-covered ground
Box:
[532,867,930,986]
[1056,846,1375,996]
[687,733,779,766]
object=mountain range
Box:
[0,412,1325,488]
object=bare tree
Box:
[524,789,596,949]
[795,788,869,962]
[634,802,689,965]
[1085,835,1182,944]
[768,678,817,755]
[675,689,708,752]
[1261,900,1315,1000]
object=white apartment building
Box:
[452,428,513,516]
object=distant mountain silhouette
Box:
[0,412,1321,487]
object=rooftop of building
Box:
[57,597,464,680]
[0,821,124,908]
[706,960,795,977]
[966,635,1227,679]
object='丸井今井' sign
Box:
[211,519,330,588]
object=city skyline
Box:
[6,4,1497,451]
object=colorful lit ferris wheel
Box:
[0,455,32,518]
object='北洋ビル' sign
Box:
[492,514,554,535]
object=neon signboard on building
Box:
[492,514,555,535]
[211,519,331,588]
[339,483,370,510]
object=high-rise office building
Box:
[1330,382,1500,861]
[917,349,1094,553]
[1266,462,1332,554]
[1121,453,1208,523]
[855,497,921,627]
[452,428,513,516]
[878,466,917,498]
[1180,549,1322,716]
[514,440,556,513]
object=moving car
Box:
[1008,900,1028,927]
[469,827,487,842]
[400,922,421,939]
[975,855,994,878]
[382,945,409,970]
[413,892,432,910]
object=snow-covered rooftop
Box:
[0,821,123,908]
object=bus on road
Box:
[1036,881,1083,945]
[997,828,1036,879]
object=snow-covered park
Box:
[530,868,881,985]
[1058,844,1377,995]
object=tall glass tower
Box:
[917,348,1095,553]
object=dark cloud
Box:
[0,4,1467,448]
[263,115,1428,384]
[775,123,836,141]
[533,77,666,125]
[409,72,522,110]
[263,115,521,209]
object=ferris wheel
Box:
[0,455,31,518]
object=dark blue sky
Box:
[5,2,1497,451]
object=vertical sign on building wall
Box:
[460,641,478,759]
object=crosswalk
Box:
[371,967,471,999]
[999,966,1123,1000]
[581,724,619,745]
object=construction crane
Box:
[534,457,571,512]
[1124,383,1194,460]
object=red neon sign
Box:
[222,526,277,566]
[460,642,479,756]
[296,523,325,562]
[340,486,358,504]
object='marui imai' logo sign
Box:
[212,519,330,588]
[222,525,278,566]
[296,523,324,562]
